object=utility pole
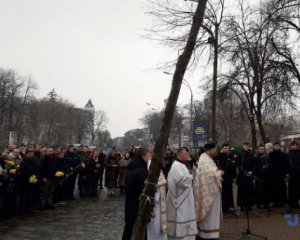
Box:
[211,23,219,144]
[164,72,194,147]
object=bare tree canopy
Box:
[219,0,299,146]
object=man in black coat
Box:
[122,148,150,240]
[253,145,272,209]
[98,149,106,190]
[287,141,300,210]
[219,144,237,213]
[38,148,59,210]
[77,146,89,198]
[87,150,102,197]
[18,150,38,213]
[52,150,68,204]
[237,142,255,211]
[0,155,6,219]
[64,145,81,200]
[269,142,288,207]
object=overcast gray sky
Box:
[0,0,205,137]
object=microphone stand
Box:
[238,209,268,240]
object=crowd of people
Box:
[1,140,300,240]
[0,144,135,218]
[219,141,300,213]
[122,140,300,240]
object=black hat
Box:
[204,143,216,151]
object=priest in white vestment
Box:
[147,161,168,240]
[194,143,223,240]
[167,147,197,240]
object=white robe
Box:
[197,191,221,239]
[194,153,222,239]
[147,191,168,240]
[167,160,197,240]
[147,160,168,240]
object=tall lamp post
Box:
[164,72,194,147]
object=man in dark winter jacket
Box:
[122,148,151,240]
[64,145,81,200]
[52,150,68,204]
[269,142,288,207]
[87,150,102,197]
[77,146,89,198]
[218,144,237,213]
[38,148,59,210]
[98,149,106,190]
[18,150,38,213]
[253,145,271,209]
[287,141,300,210]
[237,142,255,211]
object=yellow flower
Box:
[7,161,15,166]
[9,169,17,175]
[81,163,86,168]
[29,175,38,184]
[55,171,64,177]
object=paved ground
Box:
[0,190,125,240]
[222,208,300,240]
[0,190,300,240]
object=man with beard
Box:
[218,143,237,214]
[269,142,288,207]
[253,145,271,209]
[64,145,81,200]
[287,141,300,210]
[237,142,255,211]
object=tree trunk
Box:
[131,1,208,239]
[256,109,268,144]
[250,118,257,149]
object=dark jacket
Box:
[18,157,38,185]
[253,154,270,178]
[269,150,288,177]
[125,156,148,223]
[87,157,102,175]
[56,157,68,174]
[38,155,59,179]
[219,152,237,181]
[288,149,300,175]
[64,151,81,171]
[237,150,255,174]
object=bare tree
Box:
[266,0,300,34]
[90,110,108,145]
[95,129,114,148]
[146,0,226,143]
[139,110,163,143]
[219,0,299,146]
[15,77,37,143]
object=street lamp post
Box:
[164,72,193,147]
